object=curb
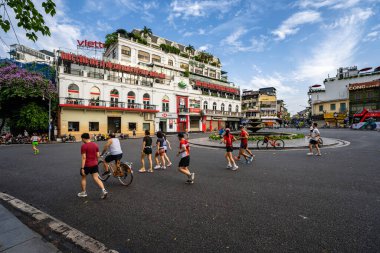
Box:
[189,139,348,150]
[0,192,118,253]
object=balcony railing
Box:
[178,108,190,114]
[202,109,242,117]
[60,98,158,111]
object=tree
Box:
[115,28,128,38]
[185,44,195,56]
[141,26,152,38]
[104,32,118,48]
[0,64,56,133]
[17,103,48,131]
[0,0,56,42]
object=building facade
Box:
[349,79,380,116]
[309,66,380,125]
[57,31,241,138]
[9,44,54,65]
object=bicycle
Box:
[257,136,285,150]
[98,152,134,186]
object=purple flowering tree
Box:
[0,64,57,133]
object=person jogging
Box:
[78,133,108,199]
[101,133,123,176]
[222,128,238,170]
[176,133,195,184]
[307,122,321,156]
[163,133,173,167]
[154,131,166,170]
[235,125,254,163]
[139,130,153,173]
[31,133,40,155]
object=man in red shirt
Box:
[222,128,238,170]
[78,133,108,199]
[176,133,195,184]
[235,125,254,164]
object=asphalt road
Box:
[0,129,379,253]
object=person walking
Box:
[139,130,153,173]
[222,128,238,170]
[176,133,195,184]
[78,133,108,199]
[307,122,321,156]
[30,133,40,155]
[154,131,166,170]
[163,133,173,167]
[133,128,136,138]
[235,125,254,163]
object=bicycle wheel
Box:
[257,140,268,150]
[274,140,285,149]
[318,138,323,147]
[118,163,133,186]
[97,160,111,181]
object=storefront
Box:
[155,112,177,133]
[189,116,201,131]
[226,118,240,131]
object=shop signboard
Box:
[156,112,177,118]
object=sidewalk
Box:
[0,204,60,253]
[190,137,341,149]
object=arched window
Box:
[68,83,79,98]
[138,50,150,63]
[203,101,208,110]
[67,83,79,104]
[110,89,119,107]
[121,46,131,56]
[228,104,232,112]
[127,91,135,108]
[162,95,169,112]
[213,102,217,111]
[143,93,150,109]
[221,103,225,112]
[90,86,100,106]
[168,59,173,66]
[152,54,161,63]
[236,105,239,113]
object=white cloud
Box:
[272,11,321,40]
[248,74,295,93]
[296,0,361,9]
[221,27,247,47]
[168,0,239,23]
[0,0,100,58]
[294,8,374,82]
[363,31,380,41]
[198,44,212,51]
[221,28,268,52]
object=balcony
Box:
[178,108,190,115]
[202,109,242,117]
[59,98,158,112]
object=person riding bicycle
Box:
[101,133,123,176]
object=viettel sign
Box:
[77,40,105,49]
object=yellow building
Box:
[312,99,348,126]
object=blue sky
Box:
[1,0,380,114]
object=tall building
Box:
[9,44,54,65]
[56,30,242,138]
[242,87,279,128]
[309,66,380,125]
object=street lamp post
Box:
[43,95,52,142]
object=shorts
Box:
[32,141,39,146]
[105,153,123,163]
[143,147,152,155]
[240,143,248,149]
[309,139,318,145]
[80,165,99,176]
[179,156,190,167]
[156,148,165,156]
[226,146,234,152]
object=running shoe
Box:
[307,153,313,156]
[154,165,161,170]
[77,191,87,198]
[232,165,239,171]
[101,189,108,199]
[227,164,232,169]
[167,162,172,167]
[316,153,322,156]
[190,173,195,181]
[249,156,254,162]
[161,166,167,170]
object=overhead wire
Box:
[1,0,20,45]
